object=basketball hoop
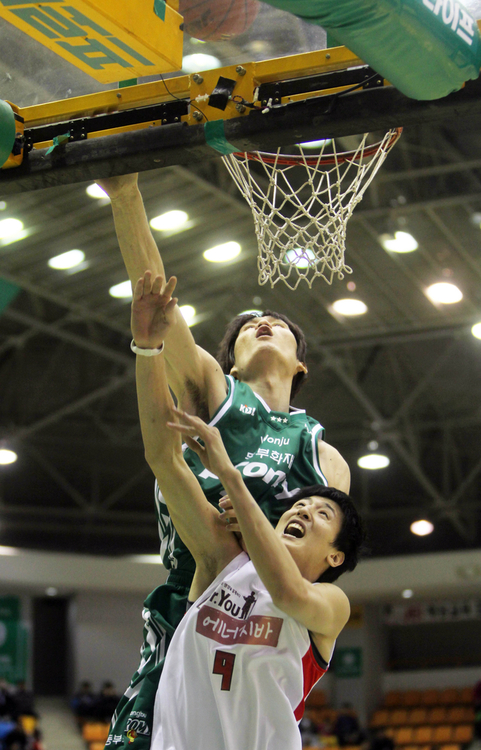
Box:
[222,128,402,289]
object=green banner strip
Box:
[0,100,15,168]
[0,279,21,315]
[153,0,166,21]
[204,120,238,155]
[46,132,70,155]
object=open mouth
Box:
[284,521,305,539]
[256,326,273,338]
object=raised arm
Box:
[131,273,239,576]
[318,439,351,493]
[169,411,350,648]
[98,176,227,417]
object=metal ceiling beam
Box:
[4,370,135,441]
[23,442,89,509]
[377,158,481,183]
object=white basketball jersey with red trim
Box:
[151,552,329,750]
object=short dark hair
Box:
[216,311,308,401]
[289,485,367,583]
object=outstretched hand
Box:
[167,407,235,481]
[131,272,178,349]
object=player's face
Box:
[232,316,303,378]
[276,496,345,581]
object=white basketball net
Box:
[222,129,402,290]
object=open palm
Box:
[131,272,178,348]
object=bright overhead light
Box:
[410,519,434,536]
[179,304,196,326]
[109,280,132,299]
[332,299,368,316]
[357,453,390,470]
[0,546,19,556]
[425,282,463,304]
[472,322,481,339]
[48,249,85,270]
[0,449,17,465]
[86,183,109,200]
[45,587,58,597]
[379,231,418,253]
[203,241,241,263]
[0,218,24,239]
[182,54,221,73]
[150,210,189,232]
[129,555,163,564]
[298,138,332,148]
[402,589,414,599]
[283,248,316,268]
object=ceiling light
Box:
[410,519,434,536]
[284,248,316,268]
[425,282,463,304]
[129,555,164,564]
[45,587,58,596]
[379,231,418,253]
[472,322,481,339]
[331,299,368,316]
[0,449,17,465]
[0,218,23,239]
[109,280,132,299]
[298,138,332,148]
[179,304,196,326]
[150,210,188,232]
[357,453,390,469]
[203,241,241,263]
[0,546,19,556]
[182,54,221,73]
[86,183,109,200]
[48,249,85,270]
[0,201,6,210]
[402,589,414,599]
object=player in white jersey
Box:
[132,272,365,750]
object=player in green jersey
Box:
[98,175,350,749]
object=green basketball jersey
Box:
[155,375,328,572]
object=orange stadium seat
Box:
[439,689,460,705]
[385,692,403,707]
[432,725,453,744]
[391,710,409,726]
[371,710,390,728]
[393,727,413,745]
[421,690,439,706]
[306,690,327,708]
[82,723,110,742]
[403,691,422,707]
[458,687,474,704]
[427,708,447,724]
[445,707,467,724]
[412,726,433,744]
[438,745,461,750]
[452,724,474,743]
[409,709,428,725]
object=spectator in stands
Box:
[300,715,321,747]
[94,682,120,723]
[30,728,45,750]
[334,703,365,746]
[2,720,28,750]
[71,681,97,725]
[368,727,395,750]
[11,682,36,719]
[0,681,16,720]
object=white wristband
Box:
[130,339,164,356]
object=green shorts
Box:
[105,570,192,750]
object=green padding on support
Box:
[204,120,238,155]
[0,278,20,315]
[153,0,166,21]
[262,0,481,101]
[0,100,15,169]
[119,78,138,87]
